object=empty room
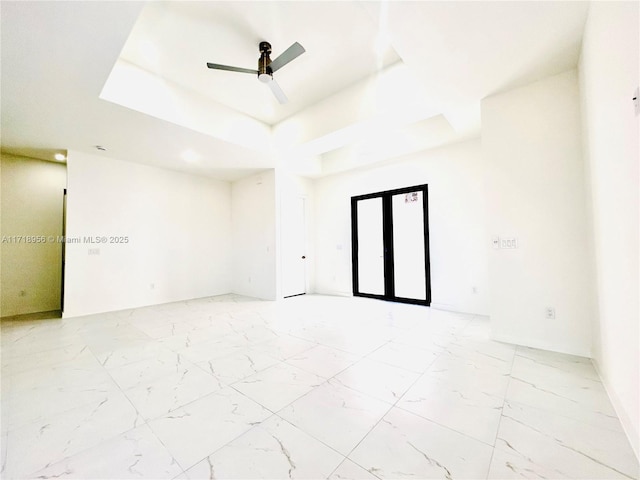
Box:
[1,1,638,479]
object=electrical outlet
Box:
[150,283,155,290]
[492,236,500,249]
[472,286,477,294]
[545,307,555,319]
[88,248,100,255]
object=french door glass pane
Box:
[357,197,385,295]
[392,191,426,300]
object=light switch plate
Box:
[500,237,518,249]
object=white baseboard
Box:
[490,332,591,358]
[314,290,352,298]
[430,302,489,317]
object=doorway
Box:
[61,188,67,312]
[351,184,431,305]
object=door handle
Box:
[302,256,306,259]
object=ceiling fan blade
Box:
[269,42,305,72]
[267,78,288,104]
[206,63,258,75]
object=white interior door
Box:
[281,196,306,297]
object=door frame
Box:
[350,184,431,306]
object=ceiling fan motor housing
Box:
[258,41,273,81]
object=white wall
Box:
[0,154,66,316]
[579,1,639,457]
[482,69,593,357]
[231,170,277,300]
[314,139,488,315]
[63,150,231,317]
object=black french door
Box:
[351,184,431,306]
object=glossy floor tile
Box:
[30,424,183,480]
[148,387,271,470]
[1,294,638,479]
[278,380,392,456]
[349,407,494,479]
[185,415,343,479]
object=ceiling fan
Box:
[206,41,305,104]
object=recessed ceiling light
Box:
[181,149,200,163]
[54,153,66,161]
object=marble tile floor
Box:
[0,294,637,479]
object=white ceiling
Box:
[1,1,590,180]
[119,1,401,125]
